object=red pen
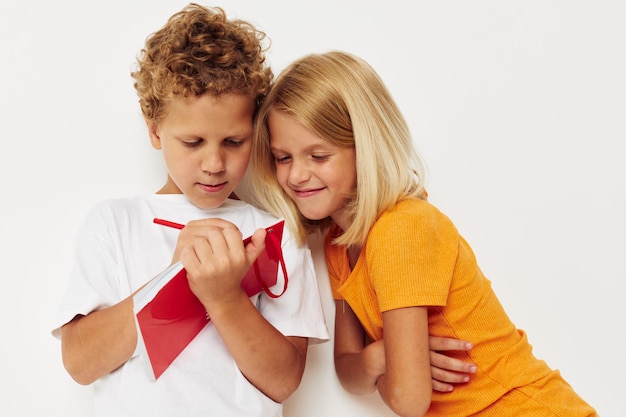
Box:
[153,218,185,230]
[153,217,258,245]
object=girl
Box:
[250,51,597,417]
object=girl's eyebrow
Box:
[271,143,332,154]
[269,146,286,156]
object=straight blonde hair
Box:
[251,51,427,247]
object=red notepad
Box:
[135,219,287,380]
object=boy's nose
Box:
[201,151,225,175]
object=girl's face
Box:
[268,110,357,230]
[147,93,254,209]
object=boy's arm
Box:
[206,290,308,402]
[182,226,307,402]
[61,296,137,385]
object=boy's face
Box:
[147,93,255,209]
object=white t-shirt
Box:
[52,194,329,417]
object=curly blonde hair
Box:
[131,3,273,123]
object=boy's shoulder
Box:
[78,195,160,232]
[85,195,159,219]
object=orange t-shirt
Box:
[325,199,596,416]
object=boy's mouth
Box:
[198,182,227,193]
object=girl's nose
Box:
[288,160,310,184]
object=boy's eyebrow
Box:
[173,129,253,141]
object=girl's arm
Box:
[334,303,433,416]
[333,300,385,394]
[334,300,475,395]
[377,306,432,417]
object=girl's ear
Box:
[145,119,162,150]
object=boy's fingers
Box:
[244,228,267,261]
[184,218,238,235]
[188,217,236,228]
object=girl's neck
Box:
[331,207,352,234]
[347,245,361,270]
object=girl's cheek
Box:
[275,166,288,187]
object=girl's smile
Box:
[291,187,325,197]
[268,110,357,230]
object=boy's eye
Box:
[182,139,202,147]
[224,138,244,147]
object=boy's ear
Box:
[145,119,162,150]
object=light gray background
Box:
[1,1,623,415]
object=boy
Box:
[51,4,329,416]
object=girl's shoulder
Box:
[382,198,452,224]
[372,198,458,239]
[362,199,461,262]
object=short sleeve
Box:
[51,204,124,338]
[256,227,329,344]
[367,201,460,312]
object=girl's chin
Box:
[298,208,331,221]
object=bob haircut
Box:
[251,50,427,247]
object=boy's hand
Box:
[181,223,267,315]
[170,218,240,264]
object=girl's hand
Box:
[428,336,477,392]
[369,335,477,393]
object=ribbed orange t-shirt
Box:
[325,199,596,416]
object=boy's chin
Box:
[189,195,231,210]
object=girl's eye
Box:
[273,155,291,164]
[312,154,330,161]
